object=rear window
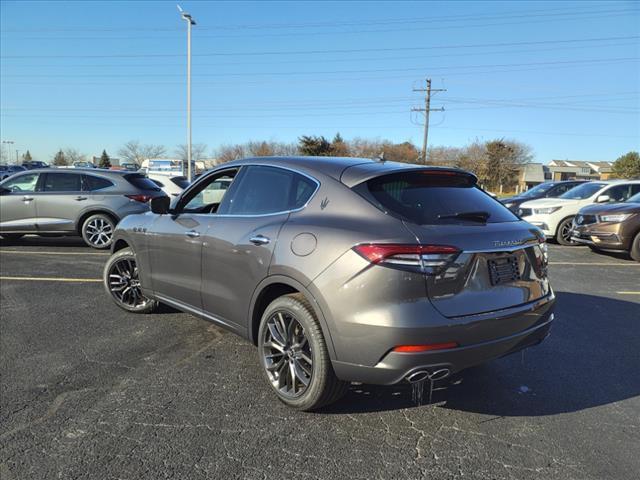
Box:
[124,173,161,191]
[354,170,518,225]
[170,176,190,189]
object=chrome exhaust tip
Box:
[406,368,451,384]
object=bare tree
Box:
[118,140,167,164]
[174,143,208,161]
[63,148,86,164]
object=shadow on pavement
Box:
[0,234,88,248]
[322,292,640,415]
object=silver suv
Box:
[104,157,555,410]
[0,168,165,248]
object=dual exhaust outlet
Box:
[405,368,451,384]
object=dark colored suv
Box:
[0,168,166,248]
[104,157,555,410]
[500,180,587,213]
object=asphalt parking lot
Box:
[1,237,638,480]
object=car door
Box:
[146,168,241,310]
[36,172,85,232]
[201,165,319,330]
[0,172,40,232]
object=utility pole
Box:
[412,78,445,164]
[178,5,196,182]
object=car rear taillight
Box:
[125,194,154,203]
[353,244,460,275]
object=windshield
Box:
[560,182,606,200]
[626,192,640,203]
[520,183,555,198]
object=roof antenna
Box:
[376,151,386,162]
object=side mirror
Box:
[596,194,610,203]
[150,196,171,214]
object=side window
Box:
[181,169,239,214]
[604,184,632,202]
[2,173,39,192]
[83,175,114,191]
[553,184,571,195]
[43,173,82,192]
[630,184,640,196]
[221,166,316,215]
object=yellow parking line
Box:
[0,250,108,256]
[617,291,640,295]
[549,262,639,266]
[0,276,102,283]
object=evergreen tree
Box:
[611,151,640,179]
[298,135,332,156]
[330,133,350,156]
[22,150,33,162]
[53,149,67,166]
[99,149,112,169]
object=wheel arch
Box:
[76,209,120,235]
[248,275,337,360]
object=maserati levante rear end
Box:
[104,156,555,410]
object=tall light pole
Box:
[178,5,196,182]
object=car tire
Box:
[103,247,159,313]
[556,217,577,246]
[81,213,116,249]
[258,293,348,411]
[0,233,24,242]
[630,232,640,262]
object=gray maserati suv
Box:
[104,156,555,410]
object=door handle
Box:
[75,196,88,201]
[250,235,270,245]
[22,196,34,202]
[185,230,200,238]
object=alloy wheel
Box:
[107,257,150,308]
[560,221,576,244]
[85,218,113,247]
[262,311,313,398]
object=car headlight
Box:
[599,214,630,223]
[534,206,562,215]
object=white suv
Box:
[519,180,640,245]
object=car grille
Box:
[518,208,532,217]
[575,214,597,225]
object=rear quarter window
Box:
[353,170,519,225]
[83,175,114,191]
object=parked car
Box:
[518,180,640,245]
[571,191,640,261]
[103,156,555,410]
[72,161,96,168]
[500,180,587,213]
[147,173,190,197]
[0,164,27,181]
[0,168,166,248]
[22,160,49,170]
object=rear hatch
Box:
[352,168,551,318]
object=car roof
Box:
[218,156,473,186]
[20,167,134,176]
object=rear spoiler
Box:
[340,162,477,188]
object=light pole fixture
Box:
[178,5,196,182]
[2,140,15,164]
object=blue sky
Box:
[1,0,638,163]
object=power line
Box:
[2,4,635,33]
[2,56,637,78]
[2,9,637,40]
[1,35,637,59]
[412,79,446,163]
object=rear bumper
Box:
[332,295,555,385]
